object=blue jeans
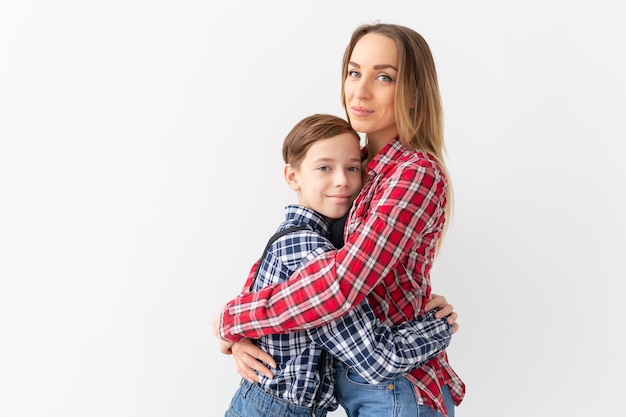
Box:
[335,362,455,417]
[225,379,328,417]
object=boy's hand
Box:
[425,293,459,334]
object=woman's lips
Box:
[351,106,373,117]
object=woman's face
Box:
[344,33,399,143]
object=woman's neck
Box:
[366,134,397,162]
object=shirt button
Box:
[387,384,394,390]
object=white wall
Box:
[1,1,624,416]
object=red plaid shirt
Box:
[220,138,465,415]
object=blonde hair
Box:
[341,23,453,246]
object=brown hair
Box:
[282,114,360,169]
[341,23,453,241]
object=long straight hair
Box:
[341,23,453,248]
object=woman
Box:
[215,23,465,416]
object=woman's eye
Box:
[348,70,360,78]
[318,166,330,172]
[377,74,393,82]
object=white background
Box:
[1,1,624,416]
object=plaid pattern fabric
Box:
[250,205,337,411]
[221,139,465,415]
[310,308,451,384]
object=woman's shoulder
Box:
[393,150,446,183]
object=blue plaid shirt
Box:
[252,204,452,411]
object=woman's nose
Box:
[353,79,371,100]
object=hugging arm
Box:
[219,293,459,382]
[219,165,448,342]
[308,301,451,384]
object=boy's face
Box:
[287,133,362,220]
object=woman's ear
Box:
[284,164,300,191]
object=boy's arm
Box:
[308,302,451,384]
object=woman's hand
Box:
[213,308,276,382]
[425,293,459,334]
[231,338,277,383]
[212,311,234,354]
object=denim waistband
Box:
[239,380,329,417]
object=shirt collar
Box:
[284,204,331,237]
[367,137,405,176]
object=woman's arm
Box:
[220,164,447,342]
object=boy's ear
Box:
[284,164,300,191]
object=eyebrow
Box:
[312,156,361,163]
[348,61,398,72]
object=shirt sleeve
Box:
[239,259,261,293]
[307,304,452,384]
[219,164,446,342]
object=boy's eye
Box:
[347,166,360,172]
[318,166,330,172]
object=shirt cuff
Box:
[219,303,243,343]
